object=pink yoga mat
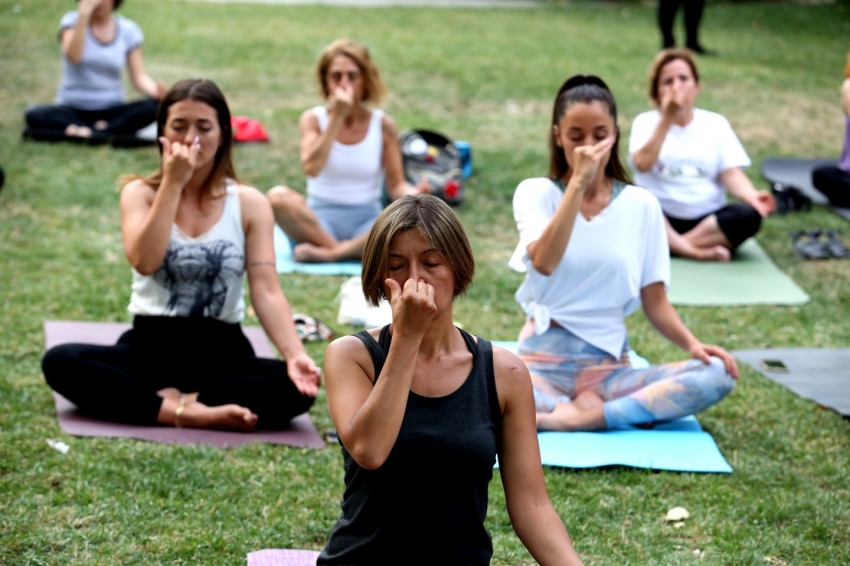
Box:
[247,549,320,566]
[44,320,325,449]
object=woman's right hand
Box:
[328,84,354,120]
[568,136,615,192]
[385,277,438,340]
[160,136,200,189]
[78,0,103,18]
[660,84,688,120]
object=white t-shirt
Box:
[509,178,670,358]
[56,12,144,110]
[306,106,385,206]
[628,108,751,220]
[128,180,246,323]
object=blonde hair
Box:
[648,48,700,105]
[316,38,388,105]
[361,195,475,306]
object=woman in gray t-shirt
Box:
[24,0,165,144]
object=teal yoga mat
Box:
[668,239,809,306]
[274,225,361,276]
[493,341,732,473]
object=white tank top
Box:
[306,106,385,206]
[128,180,246,323]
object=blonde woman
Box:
[268,38,428,263]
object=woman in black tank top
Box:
[318,195,584,565]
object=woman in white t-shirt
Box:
[268,39,428,263]
[25,0,166,143]
[510,75,738,431]
[629,48,775,262]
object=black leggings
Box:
[25,99,158,139]
[658,0,705,49]
[812,165,850,208]
[666,203,762,249]
[42,316,315,429]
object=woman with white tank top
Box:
[42,80,320,431]
[268,38,429,263]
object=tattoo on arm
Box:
[249,261,276,268]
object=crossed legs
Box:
[267,185,371,262]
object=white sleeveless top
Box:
[306,106,385,206]
[128,180,246,323]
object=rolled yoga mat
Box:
[43,320,325,449]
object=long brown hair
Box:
[125,79,237,193]
[547,74,631,185]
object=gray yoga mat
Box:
[733,348,850,416]
[44,320,325,448]
[668,239,809,306]
[760,157,850,221]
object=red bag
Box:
[231,116,269,143]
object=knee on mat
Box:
[740,205,762,237]
[267,185,299,213]
[41,344,78,389]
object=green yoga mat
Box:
[668,239,809,306]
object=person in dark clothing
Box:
[812,52,850,208]
[658,0,715,55]
[317,195,584,566]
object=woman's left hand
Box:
[688,343,739,379]
[287,353,321,396]
[749,190,776,217]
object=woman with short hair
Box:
[629,48,775,262]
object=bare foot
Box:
[572,389,604,411]
[65,124,93,138]
[537,397,606,432]
[698,245,731,262]
[180,401,258,431]
[293,242,336,263]
[93,120,108,131]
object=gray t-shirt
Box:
[55,11,144,110]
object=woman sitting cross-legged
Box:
[629,48,775,262]
[267,38,428,264]
[318,195,584,565]
[25,0,166,143]
[42,79,320,431]
[510,74,738,432]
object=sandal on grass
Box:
[822,230,850,258]
[293,313,336,342]
[791,230,830,260]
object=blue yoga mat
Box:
[493,341,732,473]
[274,226,361,276]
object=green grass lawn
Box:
[2,0,850,564]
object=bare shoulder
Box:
[120,178,155,205]
[325,333,376,382]
[489,344,532,414]
[299,108,320,128]
[492,345,531,383]
[238,184,272,212]
[381,113,399,137]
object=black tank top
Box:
[318,325,503,566]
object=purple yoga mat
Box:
[43,320,324,449]
[247,549,320,566]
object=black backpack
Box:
[399,129,464,205]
